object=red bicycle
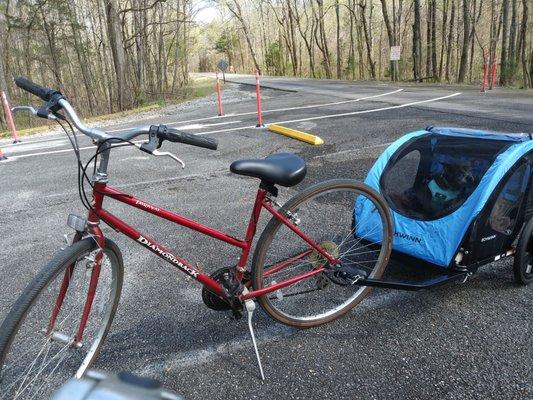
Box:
[0,78,393,399]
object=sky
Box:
[194,2,219,24]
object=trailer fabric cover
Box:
[355,127,533,268]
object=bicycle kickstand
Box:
[243,295,265,381]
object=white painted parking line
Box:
[4,141,142,160]
[314,142,394,159]
[177,120,242,130]
[1,134,63,148]
[274,92,461,124]
[194,92,462,136]
[107,89,403,133]
[2,92,460,161]
[4,140,69,154]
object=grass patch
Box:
[188,76,216,98]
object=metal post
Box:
[1,91,20,143]
[255,70,264,128]
[215,72,224,116]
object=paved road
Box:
[0,75,531,399]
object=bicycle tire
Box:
[251,179,393,328]
[0,237,123,399]
[513,219,533,285]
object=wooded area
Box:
[0,0,194,119]
[205,0,532,88]
[0,0,531,126]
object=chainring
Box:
[201,267,250,311]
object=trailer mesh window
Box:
[380,134,511,220]
[489,163,530,234]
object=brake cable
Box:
[56,117,140,213]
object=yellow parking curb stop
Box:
[268,124,324,145]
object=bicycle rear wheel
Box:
[0,237,123,400]
[252,179,392,328]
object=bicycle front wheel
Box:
[0,237,123,400]
[252,179,393,328]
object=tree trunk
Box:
[171,0,181,91]
[458,0,470,82]
[425,0,432,77]
[315,0,332,78]
[412,0,422,81]
[182,0,189,85]
[430,0,438,79]
[39,6,63,90]
[445,0,456,81]
[0,13,9,96]
[438,0,449,79]
[500,0,510,85]
[68,2,95,113]
[349,2,356,80]
[288,4,299,76]
[359,0,376,79]
[379,0,397,81]
[226,0,261,74]
[509,0,518,64]
[335,0,341,79]
[105,0,128,110]
[519,0,531,87]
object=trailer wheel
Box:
[513,219,533,285]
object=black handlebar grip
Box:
[163,128,218,150]
[14,77,60,102]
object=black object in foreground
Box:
[51,370,184,400]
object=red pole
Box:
[1,91,20,143]
[489,60,497,90]
[481,53,489,92]
[215,72,223,116]
[255,70,264,127]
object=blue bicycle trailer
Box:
[353,126,533,289]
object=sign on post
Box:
[217,59,229,83]
[390,46,401,61]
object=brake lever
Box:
[152,149,185,169]
[135,143,185,169]
[11,105,57,120]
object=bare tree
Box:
[225,0,261,74]
[105,0,129,109]
[458,0,470,82]
[412,0,422,81]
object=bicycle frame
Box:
[52,180,339,342]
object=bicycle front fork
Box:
[47,220,106,346]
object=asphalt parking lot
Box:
[0,75,532,399]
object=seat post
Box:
[259,181,278,197]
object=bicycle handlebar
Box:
[15,77,60,102]
[13,76,218,152]
[161,128,218,150]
